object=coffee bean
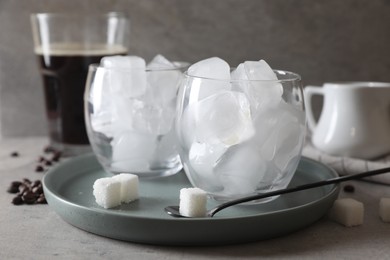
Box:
[12,195,24,205]
[32,180,41,187]
[38,156,46,163]
[51,152,62,162]
[36,194,47,204]
[7,185,19,194]
[22,178,32,184]
[35,165,44,172]
[343,184,355,193]
[45,160,52,166]
[10,151,19,157]
[22,192,38,204]
[32,186,43,194]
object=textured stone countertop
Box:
[1,137,390,259]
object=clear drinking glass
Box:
[175,70,306,201]
[85,62,189,178]
[30,12,129,156]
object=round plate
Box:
[43,154,339,246]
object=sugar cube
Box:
[93,173,139,209]
[93,177,122,209]
[179,188,207,217]
[379,197,390,222]
[112,173,139,203]
[328,198,364,227]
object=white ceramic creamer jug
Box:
[304,82,390,159]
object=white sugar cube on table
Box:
[328,198,364,227]
[180,188,207,217]
[379,198,390,222]
[93,174,139,209]
[93,177,122,209]
[187,57,231,100]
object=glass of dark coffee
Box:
[30,12,129,156]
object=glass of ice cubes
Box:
[84,56,189,178]
[175,62,306,202]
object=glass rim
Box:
[88,61,190,72]
[184,69,301,83]
[31,11,128,20]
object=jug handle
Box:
[304,86,324,132]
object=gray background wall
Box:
[0,0,389,138]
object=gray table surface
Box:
[1,137,390,259]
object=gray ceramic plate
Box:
[43,154,339,246]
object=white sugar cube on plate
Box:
[179,187,207,217]
[112,173,139,203]
[93,177,122,209]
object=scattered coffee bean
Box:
[44,146,56,154]
[23,179,32,185]
[7,184,20,194]
[35,165,45,172]
[45,160,52,166]
[36,194,47,204]
[12,195,24,205]
[22,192,38,204]
[51,153,61,162]
[38,156,46,163]
[8,178,46,206]
[343,184,355,193]
[10,151,19,157]
[31,180,41,188]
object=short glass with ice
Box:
[85,56,188,178]
[176,58,306,201]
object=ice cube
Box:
[214,143,268,196]
[188,142,227,190]
[150,128,181,169]
[232,60,283,115]
[147,54,176,69]
[110,131,157,172]
[187,57,231,100]
[192,90,255,146]
[253,101,305,172]
[146,68,182,106]
[101,55,147,98]
[101,55,146,68]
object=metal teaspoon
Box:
[165,166,390,218]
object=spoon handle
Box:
[208,166,390,217]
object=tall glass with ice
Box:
[176,58,306,201]
[85,55,188,178]
[31,13,129,156]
